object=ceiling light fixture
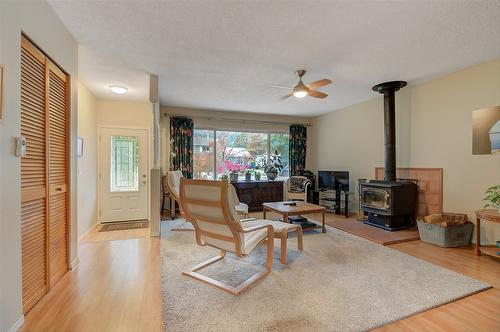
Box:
[292,75,309,98]
[293,89,308,98]
[276,69,331,100]
[109,85,128,95]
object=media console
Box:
[231,180,284,212]
[312,189,351,217]
[314,170,351,217]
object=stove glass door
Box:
[362,187,390,211]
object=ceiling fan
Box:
[272,70,332,100]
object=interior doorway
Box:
[98,127,150,223]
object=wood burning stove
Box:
[361,180,417,230]
[361,81,417,231]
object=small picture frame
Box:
[77,137,84,157]
[0,65,4,120]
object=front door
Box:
[99,127,149,222]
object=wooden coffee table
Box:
[263,201,326,233]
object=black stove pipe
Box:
[372,81,407,182]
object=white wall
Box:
[97,99,153,164]
[314,58,500,244]
[159,106,315,174]
[313,88,411,189]
[96,100,153,222]
[77,82,98,239]
[0,5,5,331]
[0,1,78,330]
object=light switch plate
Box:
[15,136,27,157]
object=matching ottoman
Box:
[242,219,303,264]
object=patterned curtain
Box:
[170,117,193,178]
[289,124,307,176]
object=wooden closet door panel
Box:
[47,61,69,286]
[20,37,48,313]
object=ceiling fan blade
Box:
[269,84,294,90]
[280,93,293,100]
[306,79,332,90]
[308,90,328,98]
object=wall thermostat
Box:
[15,136,27,157]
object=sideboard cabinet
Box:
[232,180,284,212]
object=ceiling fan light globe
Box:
[293,90,308,98]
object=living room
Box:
[1,1,499,332]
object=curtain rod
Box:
[162,112,311,127]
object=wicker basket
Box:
[417,220,473,247]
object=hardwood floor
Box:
[21,231,162,332]
[21,215,499,331]
[376,242,500,332]
[80,223,150,243]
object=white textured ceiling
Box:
[49,0,500,116]
[78,46,150,102]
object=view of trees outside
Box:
[193,129,215,179]
[216,131,267,179]
[193,129,289,180]
[270,133,289,176]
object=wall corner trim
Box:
[70,257,80,270]
[78,222,100,242]
[150,231,160,237]
[8,316,25,332]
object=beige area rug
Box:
[160,220,490,331]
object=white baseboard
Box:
[70,256,80,270]
[78,222,99,242]
[8,315,24,332]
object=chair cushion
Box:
[289,177,306,193]
[228,185,244,222]
[288,192,306,200]
[167,171,183,199]
[235,203,248,214]
[242,219,300,235]
[241,227,268,255]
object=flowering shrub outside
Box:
[225,160,248,174]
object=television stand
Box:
[314,189,351,218]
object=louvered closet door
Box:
[47,61,69,286]
[20,36,48,313]
[20,35,70,314]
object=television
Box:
[332,171,349,191]
[318,171,335,190]
[318,170,349,191]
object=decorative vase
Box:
[266,171,278,181]
[255,172,261,181]
[245,173,251,181]
[229,173,239,182]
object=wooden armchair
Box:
[286,176,311,202]
[179,178,274,295]
[166,171,193,231]
[166,170,248,220]
[231,185,249,219]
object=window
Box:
[193,129,215,179]
[270,133,289,177]
[216,131,268,180]
[193,129,289,180]
[110,135,139,192]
